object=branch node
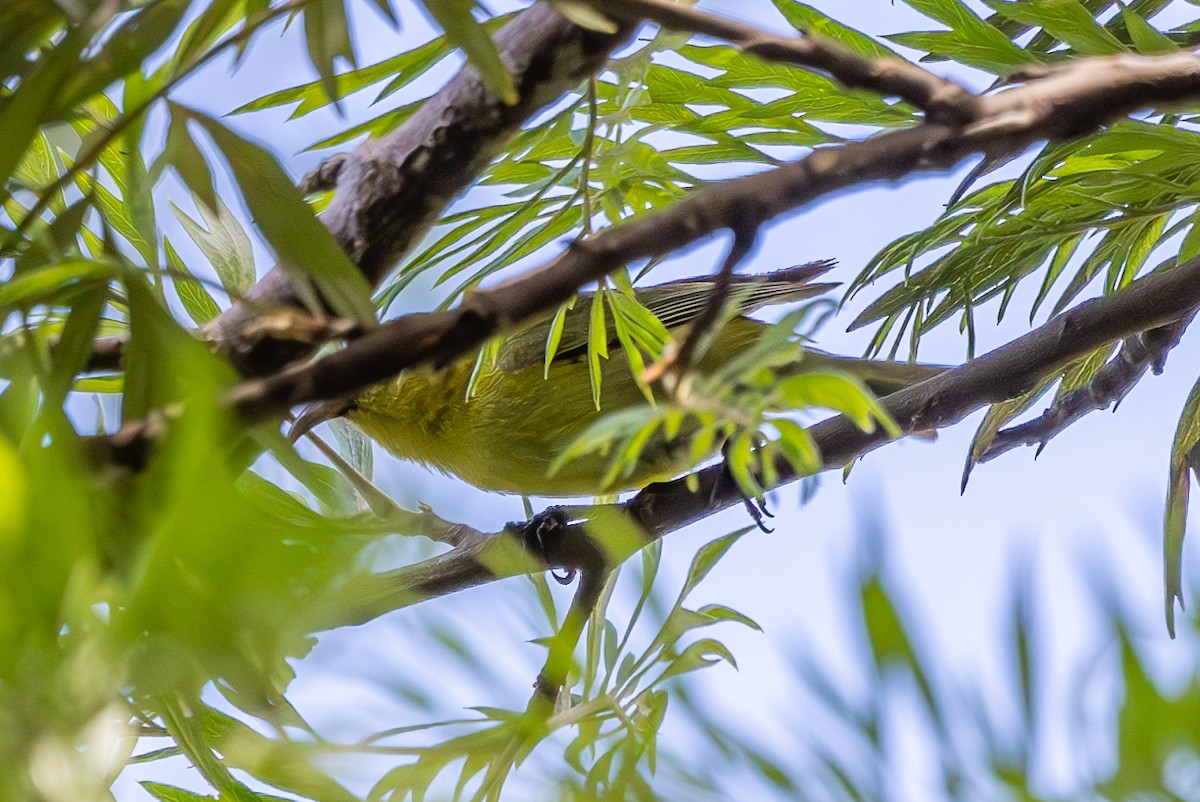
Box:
[299,153,349,194]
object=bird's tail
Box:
[799,349,946,396]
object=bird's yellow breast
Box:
[350,319,763,496]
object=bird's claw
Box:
[744,495,774,533]
[714,439,775,533]
[507,506,577,584]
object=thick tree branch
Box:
[318,257,1200,627]
[203,2,632,377]
[228,50,1200,424]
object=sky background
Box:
[113,1,1200,798]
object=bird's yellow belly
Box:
[349,355,701,497]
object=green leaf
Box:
[986,0,1128,55]
[140,782,214,802]
[169,196,255,296]
[304,99,421,151]
[1165,375,1200,637]
[164,236,222,326]
[237,16,517,117]
[0,30,85,207]
[304,0,356,106]
[776,371,900,437]
[681,528,751,600]
[544,299,574,379]
[770,0,900,58]
[885,30,1033,74]
[588,287,608,409]
[654,638,737,683]
[1178,208,1200,264]
[898,0,1034,69]
[771,417,821,476]
[418,0,516,105]
[1119,5,1176,53]
[962,378,1055,489]
[186,107,375,324]
[694,603,762,632]
[72,170,155,268]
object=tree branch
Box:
[317,256,1200,627]
[228,50,1200,424]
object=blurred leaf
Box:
[185,107,375,324]
[0,29,85,207]
[1165,375,1200,637]
[0,259,116,311]
[303,0,356,107]
[170,196,255,296]
[328,417,373,480]
[55,0,189,112]
[164,236,221,326]
[551,1,620,34]
[165,105,217,212]
[419,0,516,105]
[141,783,214,802]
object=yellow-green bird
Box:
[315,262,941,497]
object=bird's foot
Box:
[714,440,775,533]
[506,506,577,584]
[743,495,774,533]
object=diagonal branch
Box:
[227,50,1200,425]
[316,256,1200,628]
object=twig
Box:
[598,0,980,124]
[668,215,759,379]
[304,428,488,549]
[976,312,1196,464]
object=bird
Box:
[298,261,943,497]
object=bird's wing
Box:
[495,260,839,373]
